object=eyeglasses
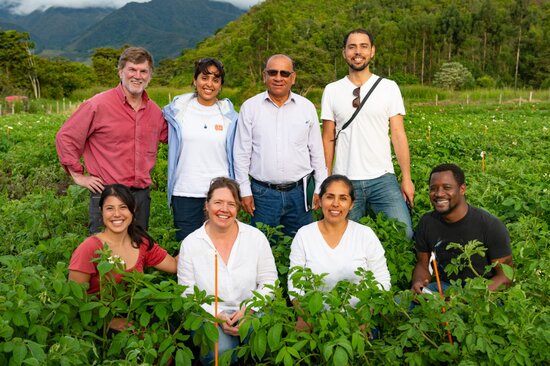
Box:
[352,87,360,108]
[264,69,294,78]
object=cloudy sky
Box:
[3,0,263,14]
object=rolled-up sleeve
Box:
[55,101,95,174]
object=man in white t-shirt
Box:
[321,28,414,239]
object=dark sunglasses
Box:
[352,87,360,108]
[265,69,294,78]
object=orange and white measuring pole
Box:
[431,252,453,345]
[214,253,219,366]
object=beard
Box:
[347,59,370,72]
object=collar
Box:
[262,90,296,106]
[114,83,150,106]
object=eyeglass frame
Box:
[264,69,295,78]
[352,87,361,108]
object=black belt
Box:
[251,177,303,192]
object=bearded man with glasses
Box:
[233,54,328,238]
[321,28,414,239]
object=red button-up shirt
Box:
[56,84,168,188]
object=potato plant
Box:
[1,103,549,365]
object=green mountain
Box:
[0,0,244,62]
[67,0,244,61]
[162,0,550,90]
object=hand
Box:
[108,317,132,332]
[70,171,104,193]
[242,195,255,216]
[219,307,246,336]
[400,178,415,208]
[295,316,312,333]
[411,279,429,294]
[312,193,320,210]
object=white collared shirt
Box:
[177,221,278,315]
[233,91,328,197]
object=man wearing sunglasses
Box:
[234,54,327,238]
[321,28,414,239]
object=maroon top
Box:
[69,236,167,294]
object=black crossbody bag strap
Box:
[333,76,383,141]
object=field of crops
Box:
[1,102,549,365]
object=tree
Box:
[433,62,474,90]
[91,46,125,86]
[0,29,39,97]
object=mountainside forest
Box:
[160,0,550,91]
[0,0,244,61]
[1,0,549,99]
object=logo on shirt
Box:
[215,124,224,131]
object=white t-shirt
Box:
[288,220,391,303]
[173,99,230,197]
[321,75,405,180]
[178,221,278,316]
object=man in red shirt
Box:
[56,47,168,233]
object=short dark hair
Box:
[319,174,355,202]
[99,184,155,250]
[343,28,374,48]
[118,47,154,71]
[429,163,466,186]
[194,57,225,85]
[206,177,242,208]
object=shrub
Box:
[476,75,497,88]
[433,62,474,90]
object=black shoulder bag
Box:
[333,76,383,141]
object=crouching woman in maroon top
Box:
[69,184,177,331]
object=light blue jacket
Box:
[163,93,238,207]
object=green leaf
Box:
[253,329,267,359]
[25,341,45,361]
[79,302,102,312]
[159,337,173,353]
[333,346,348,366]
[308,292,324,315]
[322,344,334,361]
[140,312,151,327]
[0,324,14,339]
[275,347,287,364]
[267,323,282,351]
[12,312,28,327]
[334,313,348,331]
[97,261,113,276]
[501,264,514,281]
[189,315,203,331]
[154,303,168,320]
[204,323,219,343]
[175,349,186,366]
[98,305,109,319]
[12,341,27,365]
[284,352,294,366]
[159,345,175,365]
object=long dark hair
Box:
[99,184,155,250]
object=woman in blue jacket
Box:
[163,58,238,242]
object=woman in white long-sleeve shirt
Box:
[178,177,277,365]
[289,175,391,329]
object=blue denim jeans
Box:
[250,180,312,237]
[349,174,413,239]
[200,327,239,366]
[172,196,206,242]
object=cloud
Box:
[3,0,263,15]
